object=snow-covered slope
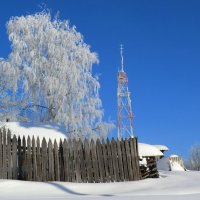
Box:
[0,171,199,200]
[0,122,67,142]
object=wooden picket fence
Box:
[0,128,141,182]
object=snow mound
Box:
[157,156,185,171]
[138,143,163,157]
[0,122,67,142]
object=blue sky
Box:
[1,0,200,158]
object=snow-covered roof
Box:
[153,145,169,151]
[138,143,163,157]
[0,122,67,142]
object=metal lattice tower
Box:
[117,45,134,140]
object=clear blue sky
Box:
[1,0,200,158]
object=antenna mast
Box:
[117,45,134,139]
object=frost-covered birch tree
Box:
[0,59,19,121]
[0,11,113,139]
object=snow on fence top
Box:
[0,122,67,142]
[138,143,163,157]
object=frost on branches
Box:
[0,11,114,140]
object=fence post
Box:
[111,138,120,182]
[0,129,2,179]
[36,137,41,181]
[54,140,60,181]
[63,139,69,181]
[48,139,54,181]
[121,139,128,181]
[117,138,124,181]
[2,128,7,179]
[32,136,37,181]
[18,136,22,180]
[27,136,32,181]
[84,139,92,183]
[102,139,109,182]
[78,139,86,182]
[107,138,114,182]
[41,138,47,181]
[96,138,104,183]
[12,135,18,179]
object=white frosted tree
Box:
[0,59,19,121]
[2,11,113,139]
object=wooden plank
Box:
[111,138,120,182]
[125,138,133,181]
[59,139,64,181]
[32,136,37,181]
[36,137,41,181]
[48,139,54,181]
[0,129,2,179]
[121,139,128,181]
[91,139,99,183]
[67,138,73,182]
[78,139,86,183]
[134,137,141,180]
[41,138,47,181]
[27,136,32,181]
[12,135,18,180]
[22,136,27,180]
[96,139,104,183]
[63,139,69,181]
[70,139,76,182]
[107,138,114,182]
[7,130,12,179]
[84,139,92,183]
[117,138,124,181]
[54,140,60,181]
[17,136,22,180]
[2,128,7,179]
[73,139,81,182]
[102,139,109,182]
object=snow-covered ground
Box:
[0,171,199,200]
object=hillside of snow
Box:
[0,122,67,142]
[0,171,199,200]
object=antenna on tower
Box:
[120,44,124,72]
[117,45,134,140]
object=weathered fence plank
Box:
[78,139,86,182]
[22,136,27,180]
[18,136,22,180]
[59,140,64,181]
[84,139,92,183]
[107,139,114,182]
[0,130,2,179]
[36,137,41,181]
[48,139,54,181]
[7,130,12,179]
[121,139,129,181]
[2,129,7,179]
[117,138,124,181]
[63,139,69,181]
[32,136,37,181]
[91,139,99,183]
[75,139,82,182]
[96,139,104,183]
[54,140,60,181]
[111,138,120,182]
[12,135,18,179]
[102,139,110,182]
[125,138,133,181]
[27,136,32,181]
[41,138,47,181]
